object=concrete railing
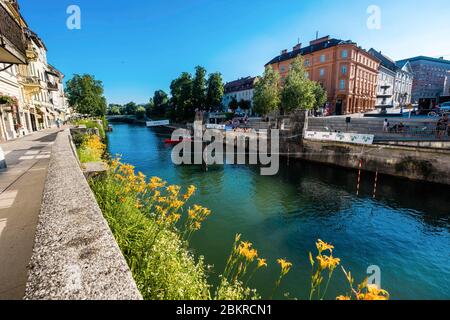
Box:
[25,129,142,300]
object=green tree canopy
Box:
[65,74,107,117]
[229,97,239,112]
[135,106,146,119]
[280,56,317,112]
[313,82,327,108]
[124,102,138,115]
[108,104,122,115]
[170,72,193,120]
[239,99,251,111]
[192,66,207,110]
[148,90,169,118]
[253,66,280,116]
[206,72,224,110]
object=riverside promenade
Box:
[0,128,63,299]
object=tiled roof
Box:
[224,76,257,93]
[265,38,355,66]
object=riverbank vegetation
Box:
[86,155,390,300]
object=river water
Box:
[107,123,450,300]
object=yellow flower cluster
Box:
[277,258,293,276]
[339,268,390,301]
[238,242,258,262]
[186,205,211,232]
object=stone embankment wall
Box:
[297,140,450,185]
[25,129,142,300]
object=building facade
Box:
[369,49,413,110]
[266,36,380,115]
[0,0,69,142]
[443,71,450,98]
[222,76,258,114]
[396,56,450,107]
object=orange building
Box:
[266,36,380,115]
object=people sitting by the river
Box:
[436,119,446,139]
[390,122,405,133]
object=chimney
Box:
[310,35,330,46]
[281,49,288,55]
[293,43,302,51]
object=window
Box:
[342,50,348,58]
[305,59,310,66]
[320,68,325,77]
[305,72,309,78]
[320,54,326,63]
[341,65,347,75]
[280,66,286,72]
[340,80,346,90]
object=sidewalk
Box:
[0,128,64,299]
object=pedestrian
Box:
[383,119,389,132]
[436,119,446,139]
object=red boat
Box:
[164,138,191,144]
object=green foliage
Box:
[215,278,260,300]
[253,66,280,116]
[280,56,316,112]
[229,97,239,112]
[65,74,107,117]
[73,119,106,140]
[135,106,146,119]
[147,90,169,119]
[313,82,327,108]
[206,72,224,110]
[239,99,251,111]
[192,66,207,110]
[170,72,193,121]
[124,102,138,115]
[108,104,122,115]
[76,134,106,163]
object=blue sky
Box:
[20,0,450,104]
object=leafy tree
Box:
[65,74,107,116]
[239,99,251,111]
[313,82,327,108]
[280,56,316,112]
[253,66,280,116]
[135,106,146,119]
[206,72,224,110]
[108,104,122,115]
[170,72,193,121]
[148,90,169,118]
[229,97,239,112]
[192,66,207,110]
[124,102,138,115]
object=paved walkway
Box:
[0,128,64,299]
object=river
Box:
[107,123,450,300]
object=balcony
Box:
[0,3,26,64]
[47,81,59,91]
[19,75,43,98]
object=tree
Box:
[229,97,239,112]
[280,56,316,112]
[170,72,193,121]
[148,90,169,118]
[65,74,107,116]
[124,102,138,115]
[108,104,122,115]
[192,66,207,110]
[206,72,224,110]
[253,66,280,116]
[135,106,146,119]
[239,99,251,112]
[313,82,327,108]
